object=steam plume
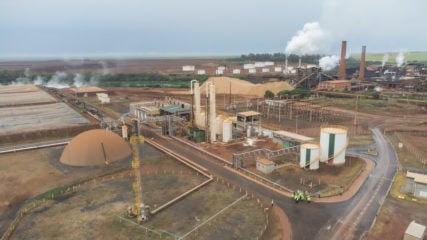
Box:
[46,71,70,89]
[319,55,339,71]
[285,22,329,56]
[395,51,405,67]
[99,61,110,75]
[381,53,389,67]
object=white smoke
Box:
[33,76,44,85]
[24,68,31,78]
[285,22,330,56]
[89,75,100,85]
[374,86,383,92]
[11,77,31,86]
[99,61,110,75]
[73,73,86,87]
[381,53,389,67]
[319,55,339,71]
[395,51,405,67]
[46,71,70,89]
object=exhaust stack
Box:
[339,40,347,80]
[359,46,366,80]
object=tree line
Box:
[229,53,322,64]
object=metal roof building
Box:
[404,221,426,240]
[406,171,427,198]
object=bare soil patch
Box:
[367,197,427,240]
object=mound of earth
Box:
[200,77,293,97]
[60,129,131,166]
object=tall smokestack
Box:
[298,57,302,68]
[339,40,347,80]
[359,46,366,81]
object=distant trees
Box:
[264,90,274,99]
[277,88,311,99]
[229,53,322,64]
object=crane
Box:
[127,119,149,222]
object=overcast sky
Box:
[0,0,425,59]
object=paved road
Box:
[142,127,398,240]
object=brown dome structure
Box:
[60,129,131,166]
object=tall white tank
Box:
[194,81,201,127]
[300,143,320,170]
[198,112,206,128]
[320,126,348,165]
[209,83,216,143]
[216,116,223,136]
[222,120,232,143]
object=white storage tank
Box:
[320,126,348,165]
[222,119,232,143]
[300,143,320,170]
[216,116,224,136]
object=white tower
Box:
[208,82,217,143]
[191,80,201,127]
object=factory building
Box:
[317,80,351,91]
[406,171,427,198]
[160,104,191,121]
[130,102,160,120]
[236,111,261,132]
[182,65,195,72]
[70,86,108,97]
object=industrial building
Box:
[160,104,191,120]
[70,86,108,97]
[406,171,427,198]
[317,80,351,91]
[130,102,161,120]
[236,111,261,133]
[256,158,276,174]
[404,221,426,240]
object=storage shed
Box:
[404,221,426,240]
[406,171,427,198]
[256,158,275,174]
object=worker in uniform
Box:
[305,191,311,203]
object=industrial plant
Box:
[0,40,427,240]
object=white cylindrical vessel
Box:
[194,81,201,124]
[216,116,223,136]
[209,83,216,143]
[300,143,320,170]
[320,126,348,165]
[222,120,232,143]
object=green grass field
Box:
[352,52,427,63]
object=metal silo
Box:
[300,143,320,170]
[320,126,348,165]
